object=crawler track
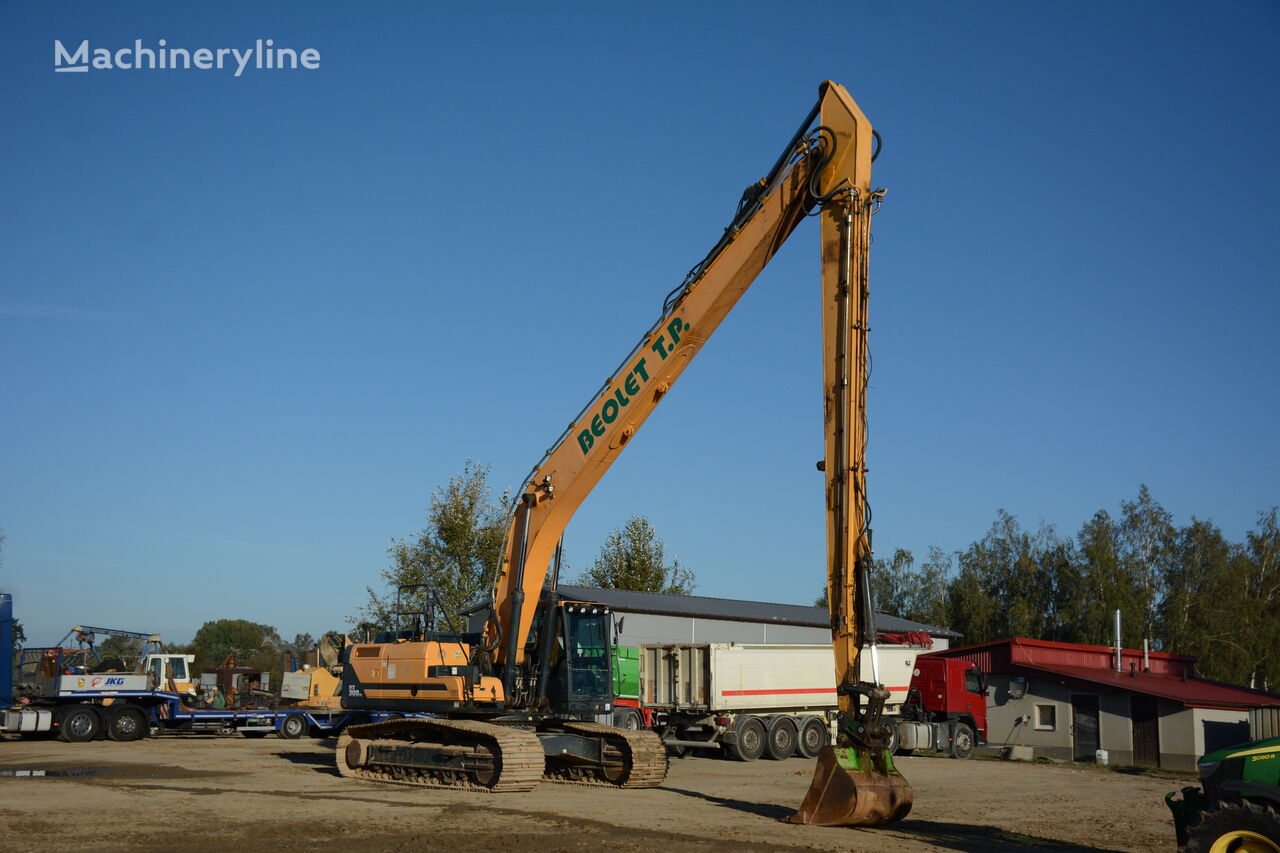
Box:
[336,718,544,792]
[544,722,668,788]
[336,718,668,792]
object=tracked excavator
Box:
[336,80,913,824]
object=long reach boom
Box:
[484,81,912,824]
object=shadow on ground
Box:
[664,787,1130,853]
[273,751,341,776]
[889,820,1132,853]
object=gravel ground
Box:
[0,733,1181,852]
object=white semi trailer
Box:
[638,642,927,760]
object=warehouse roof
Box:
[464,584,960,639]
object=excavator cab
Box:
[528,595,614,717]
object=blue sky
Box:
[2,1,1277,646]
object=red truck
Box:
[891,654,988,759]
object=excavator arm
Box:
[488,81,868,661]
[482,81,911,825]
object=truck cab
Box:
[142,653,196,693]
[894,656,989,758]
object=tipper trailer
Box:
[627,643,989,761]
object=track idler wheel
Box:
[786,744,913,826]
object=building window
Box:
[1035,704,1057,731]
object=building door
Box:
[1071,695,1100,762]
[1131,695,1160,767]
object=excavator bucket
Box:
[785,745,913,826]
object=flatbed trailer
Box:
[2,642,408,742]
[3,685,405,742]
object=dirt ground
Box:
[0,733,1181,853]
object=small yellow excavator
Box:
[336,81,912,823]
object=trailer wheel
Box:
[279,714,307,739]
[107,707,147,742]
[764,716,797,760]
[58,705,101,743]
[796,717,829,759]
[729,717,766,762]
[612,707,643,730]
[949,722,975,760]
[1184,800,1280,853]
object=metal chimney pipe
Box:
[1143,638,1150,672]
[1113,609,1122,672]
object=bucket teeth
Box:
[786,745,913,826]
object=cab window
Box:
[964,669,983,695]
[568,611,607,664]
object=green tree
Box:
[361,461,509,633]
[817,546,954,627]
[906,546,954,628]
[949,510,1064,642]
[1159,518,1247,682]
[190,619,281,671]
[577,516,695,594]
[868,548,915,619]
[290,633,316,652]
[1058,509,1144,647]
[1118,485,1176,643]
[1242,508,1280,689]
[95,635,145,668]
[946,558,998,643]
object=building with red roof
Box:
[925,637,1280,770]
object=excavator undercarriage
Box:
[336,717,667,792]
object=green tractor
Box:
[1167,735,1280,852]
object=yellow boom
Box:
[483,81,912,825]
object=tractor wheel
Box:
[763,716,797,760]
[1185,800,1280,853]
[107,707,147,742]
[729,717,766,762]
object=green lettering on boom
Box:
[667,316,688,345]
[576,317,684,457]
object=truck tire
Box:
[729,716,766,762]
[58,705,102,743]
[107,706,147,742]
[797,716,829,759]
[1184,800,1280,853]
[886,723,899,754]
[949,722,975,760]
[764,716,797,760]
[612,707,643,730]
[279,714,307,740]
